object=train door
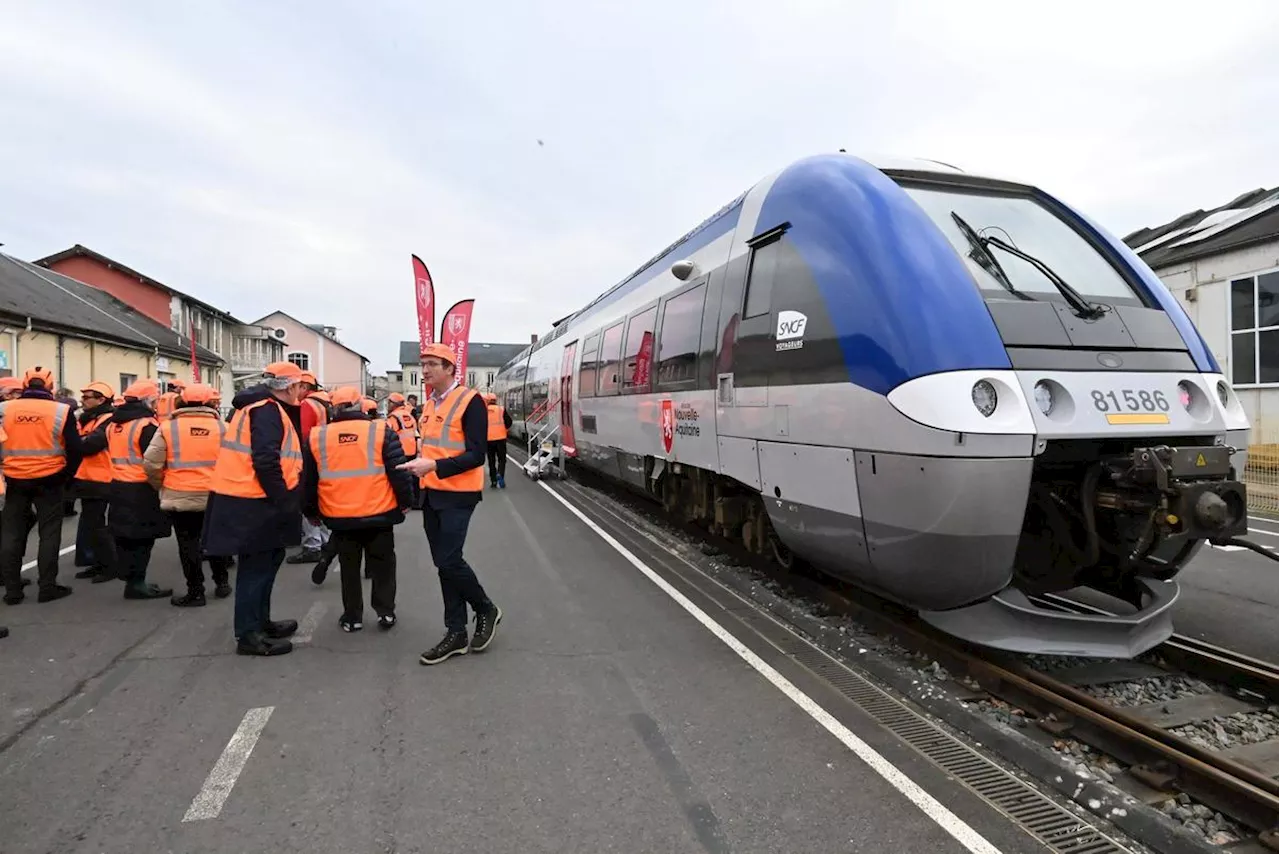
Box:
[714,227,783,421]
[559,340,577,457]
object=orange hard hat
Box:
[0,377,24,392]
[80,381,116,399]
[362,397,378,412]
[123,380,160,400]
[113,395,125,406]
[299,371,318,386]
[23,366,54,388]
[168,378,187,390]
[483,392,498,403]
[309,389,331,404]
[263,362,304,381]
[329,386,362,407]
[388,392,405,404]
[421,343,455,365]
[179,383,218,404]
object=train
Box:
[493,152,1252,659]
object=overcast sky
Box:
[1,1,1276,373]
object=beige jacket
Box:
[142,406,223,512]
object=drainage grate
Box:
[787,642,1135,853]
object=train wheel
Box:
[771,533,795,570]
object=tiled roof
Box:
[0,253,222,364]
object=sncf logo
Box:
[189,427,211,437]
[775,310,808,341]
[338,433,359,444]
[14,415,45,424]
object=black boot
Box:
[236,631,292,656]
[171,590,206,607]
[213,580,232,599]
[263,619,298,639]
[286,548,322,564]
[419,630,469,665]
[74,566,103,580]
[310,544,336,585]
[37,585,73,603]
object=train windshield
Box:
[898,184,1144,306]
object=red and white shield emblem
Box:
[450,314,466,334]
[416,278,432,308]
[660,399,674,454]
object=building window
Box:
[485,371,495,388]
[287,352,310,371]
[119,373,137,392]
[1230,270,1278,386]
[409,371,418,387]
[466,370,477,387]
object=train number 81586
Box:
[1090,388,1170,413]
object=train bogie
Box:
[497,152,1252,659]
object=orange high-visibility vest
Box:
[75,410,115,483]
[155,392,178,421]
[418,386,483,492]
[163,413,226,492]
[210,398,302,498]
[386,407,418,457]
[309,420,397,518]
[486,404,508,442]
[108,417,159,483]
[0,424,6,496]
[0,398,71,479]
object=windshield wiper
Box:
[949,212,1035,303]
[980,234,1107,320]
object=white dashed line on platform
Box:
[182,706,274,822]
[292,601,328,645]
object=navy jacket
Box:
[200,385,302,555]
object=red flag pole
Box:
[190,317,200,382]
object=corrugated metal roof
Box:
[1123,187,1279,269]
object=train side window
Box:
[622,307,657,393]
[596,322,624,396]
[656,283,706,387]
[578,332,600,398]
[743,237,779,319]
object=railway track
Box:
[535,453,1280,851]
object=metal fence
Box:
[1244,423,1278,519]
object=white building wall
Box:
[1157,242,1279,443]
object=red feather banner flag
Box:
[411,254,436,357]
[439,299,475,383]
[189,317,200,382]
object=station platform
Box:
[0,469,1067,853]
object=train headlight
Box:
[1177,380,1195,411]
[1216,380,1230,408]
[1032,381,1054,415]
[971,380,997,417]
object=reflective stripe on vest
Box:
[486,404,508,441]
[0,398,70,479]
[163,414,225,492]
[108,418,158,483]
[76,411,115,483]
[309,420,397,517]
[387,408,418,456]
[418,386,483,492]
[209,398,302,498]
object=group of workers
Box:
[0,342,513,665]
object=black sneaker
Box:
[377,614,396,631]
[419,630,469,665]
[171,591,207,607]
[264,619,298,639]
[339,616,362,632]
[236,631,292,656]
[213,582,232,599]
[74,566,102,579]
[311,554,333,585]
[471,604,503,652]
[286,548,322,564]
[124,582,171,600]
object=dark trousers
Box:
[233,548,284,640]
[75,496,116,572]
[422,504,490,633]
[1,479,66,593]
[486,442,506,483]
[333,527,396,619]
[114,536,155,583]
[172,511,230,593]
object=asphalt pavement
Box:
[1,483,1038,854]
